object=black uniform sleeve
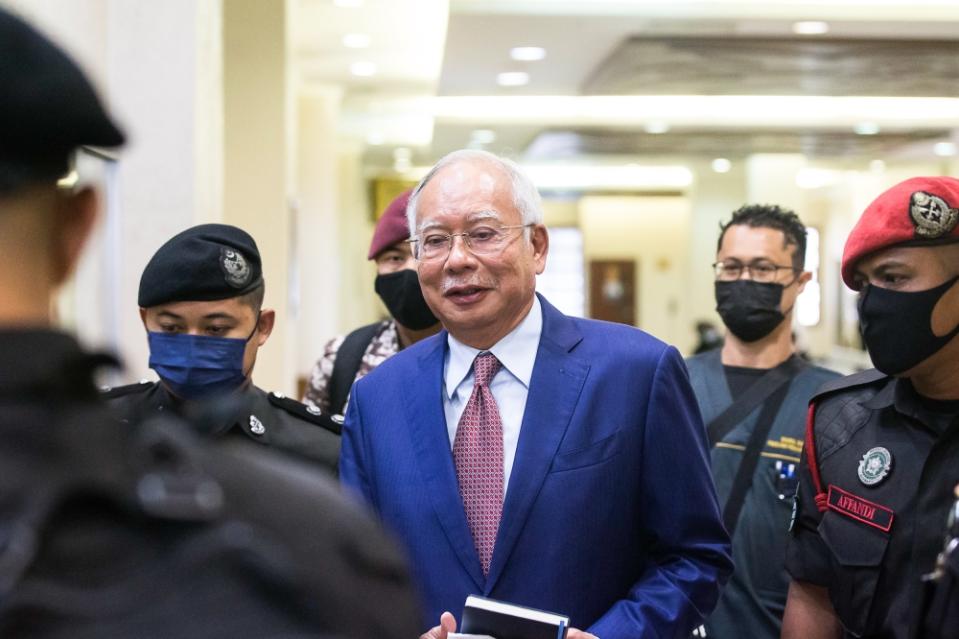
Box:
[785,437,833,586]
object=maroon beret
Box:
[368,189,413,260]
[842,176,959,290]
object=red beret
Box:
[842,176,959,290]
[368,189,413,260]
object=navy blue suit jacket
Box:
[340,295,733,638]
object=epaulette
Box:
[100,379,156,399]
[267,392,342,435]
[810,368,888,403]
[804,368,888,513]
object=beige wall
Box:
[222,0,293,393]
[5,0,226,385]
[579,195,693,349]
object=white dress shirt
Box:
[443,295,543,495]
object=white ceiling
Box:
[292,0,959,174]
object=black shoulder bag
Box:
[707,356,807,536]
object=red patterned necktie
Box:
[453,351,505,576]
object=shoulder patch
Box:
[268,392,342,435]
[812,368,887,402]
[101,380,156,399]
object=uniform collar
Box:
[864,377,959,435]
[156,380,263,437]
[861,377,897,411]
[445,295,543,400]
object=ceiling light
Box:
[333,0,363,7]
[470,129,497,144]
[366,132,384,146]
[510,47,546,62]
[792,21,829,35]
[342,33,371,49]
[869,159,885,172]
[350,61,376,77]
[711,158,732,173]
[497,71,529,87]
[644,121,670,134]
[934,141,957,157]
[854,122,880,135]
[392,147,412,161]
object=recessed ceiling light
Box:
[793,21,829,35]
[934,141,957,157]
[711,158,732,173]
[470,129,497,144]
[350,61,377,77]
[510,47,546,62]
[366,132,384,146]
[497,71,530,87]
[342,33,371,49]
[334,0,363,7]
[644,121,670,134]
[854,122,880,135]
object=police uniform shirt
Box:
[103,380,341,473]
[787,374,959,639]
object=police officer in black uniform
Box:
[0,8,420,637]
[105,224,341,472]
[782,176,959,639]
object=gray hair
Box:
[406,149,544,237]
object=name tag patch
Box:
[827,485,894,532]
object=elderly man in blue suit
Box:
[339,149,733,639]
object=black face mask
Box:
[715,280,788,343]
[858,276,959,375]
[374,269,438,331]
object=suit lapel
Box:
[404,332,486,590]
[485,296,589,591]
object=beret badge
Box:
[221,248,252,288]
[910,190,959,239]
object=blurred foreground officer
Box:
[686,205,839,639]
[0,8,420,638]
[105,224,341,472]
[304,188,440,417]
[782,177,959,639]
[340,149,732,638]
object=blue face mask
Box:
[147,322,257,400]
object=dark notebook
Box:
[459,595,569,639]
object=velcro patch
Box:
[827,485,894,532]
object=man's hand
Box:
[566,630,599,639]
[782,580,842,639]
[420,611,457,639]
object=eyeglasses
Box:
[713,259,798,283]
[408,224,532,262]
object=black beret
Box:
[138,224,264,307]
[0,8,125,194]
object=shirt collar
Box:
[862,377,896,411]
[444,295,543,400]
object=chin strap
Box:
[804,402,829,512]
